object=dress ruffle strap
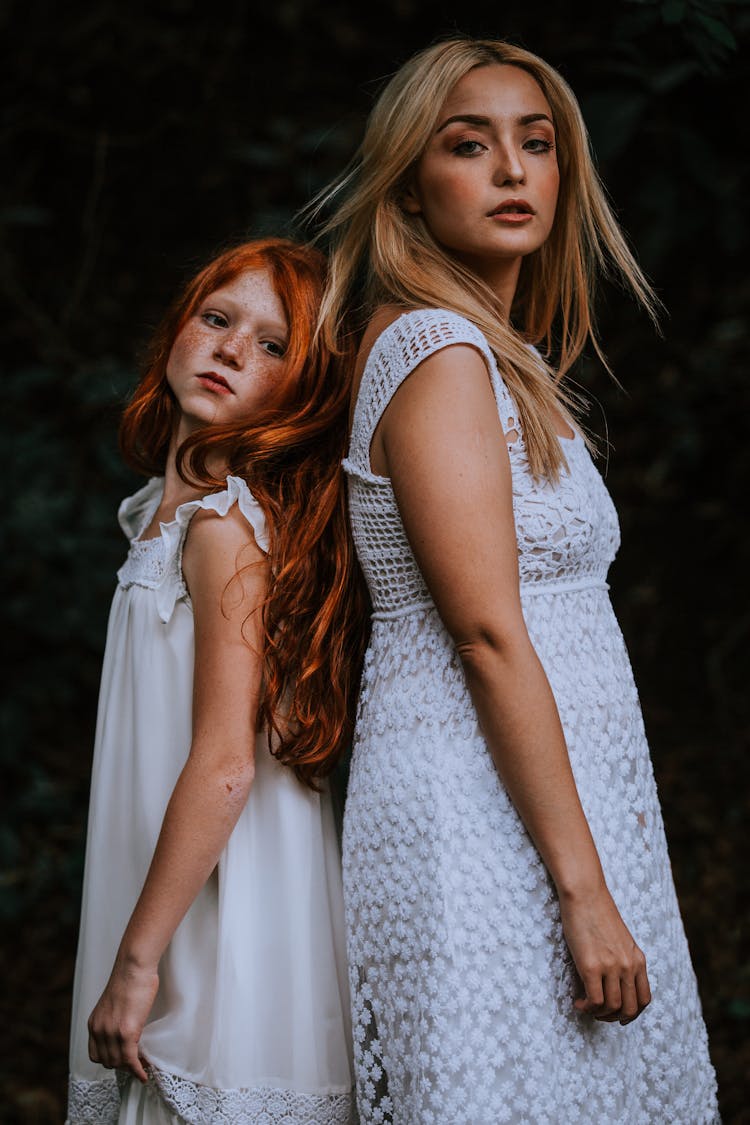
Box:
[117,475,269,624]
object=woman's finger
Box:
[635,964,652,1011]
[573,971,604,1013]
[595,972,623,1020]
[618,975,639,1024]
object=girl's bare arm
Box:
[88,505,268,1081]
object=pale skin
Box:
[87,268,288,1080]
[356,64,651,1024]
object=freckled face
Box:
[166,268,289,437]
[405,64,560,279]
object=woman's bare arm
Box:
[378,343,651,1025]
[87,505,268,1080]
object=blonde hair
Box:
[309,37,659,479]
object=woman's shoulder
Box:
[357,305,495,390]
[369,304,488,352]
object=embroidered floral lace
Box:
[341,309,719,1124]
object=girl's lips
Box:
[197,373,234,395]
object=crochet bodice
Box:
[343,309,620,620]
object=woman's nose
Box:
[492,143,525,187]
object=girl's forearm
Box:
[458,634,605,899]
[114,747,255,971]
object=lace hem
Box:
[68,1068,356,1124]
[149,1065,356,1125]
[66,1074,121,1123]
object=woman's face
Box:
[405,64,560,295]
[166,267,289,436]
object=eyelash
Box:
[452,139,487,156]
[451,137,555,156]
[263,341,286,358]
[201,312,286,357]
[525,138,555,153]
[202,311,228,328]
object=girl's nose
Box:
[214,332,245,370]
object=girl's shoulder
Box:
[174,476,269,555]
[118,475,268,552]
[116,476,269,624]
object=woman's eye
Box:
[262,340,286,358]
[452,139,486,157]
[201,311,229,328]
[524,138,555,154]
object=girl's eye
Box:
[524,138,555,154]
[262,340,287,358]
[201,311,229,328]
[452,139,487,157]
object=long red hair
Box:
[120,238,369,785]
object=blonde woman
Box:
[312,37,719,1124]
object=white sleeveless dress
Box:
[67,475,356,1125]
[341,310,719,1124]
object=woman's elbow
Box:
[453,618,530,673]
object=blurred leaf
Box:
[662,0,688,23]
[693,8,738,47]
[0,206,53,227]
[582,90,649,161]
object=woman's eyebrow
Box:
[435,111,554,133]
[436,113,491,133]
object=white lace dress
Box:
[341,310,719,1124]
[67,476,356,1125]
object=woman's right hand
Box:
[558,883,651,1025]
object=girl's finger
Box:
[88,1032,101,1065]
[123,1042,149,1084]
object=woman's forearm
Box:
[114,745,255,971]
[457,631,605,900]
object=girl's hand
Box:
[87,960,159,1082]
[559,885,651,1025]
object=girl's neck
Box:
[161,428,226,509]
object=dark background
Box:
[2,0,748,1121]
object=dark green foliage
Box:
[1,0,747,1119]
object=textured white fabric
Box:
[342,309,719,1124]
[67,476,355,1125]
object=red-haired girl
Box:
[66,238,366,1124]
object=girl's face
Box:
[404,64,560,293]
[166,267,289,437]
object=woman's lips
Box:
[490,211,534,224]
[197,372,234,395]
[488,200,535,224]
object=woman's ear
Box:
[401,182,422,215]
